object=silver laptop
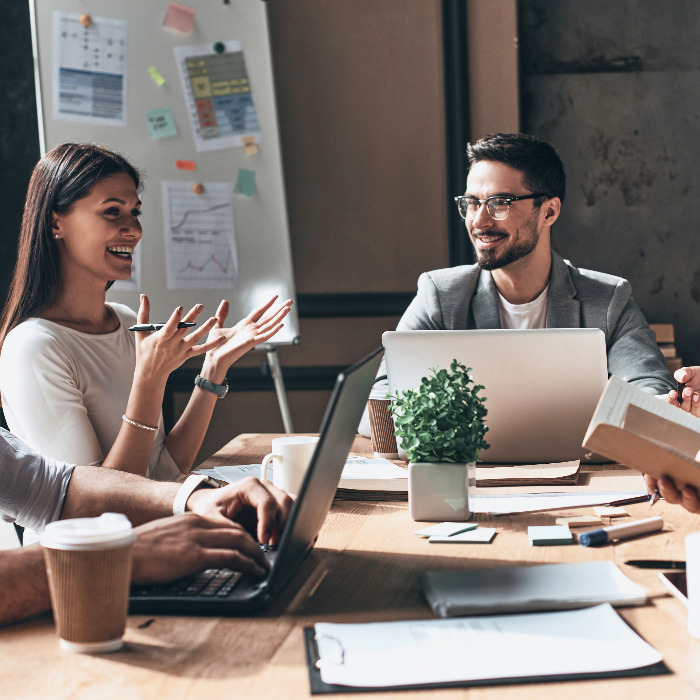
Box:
[382,329,607,464]
[130,347,383,615]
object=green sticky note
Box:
[528,525,574,546]
[236,168,256,197]
[146,107,177,140]
[149,66,166,86]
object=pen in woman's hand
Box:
[649,488,660,507]
[129,322,196,332]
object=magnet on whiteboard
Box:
[213,42,226,54]
[192,183,205,195]
[79,14,92,27]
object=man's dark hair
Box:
[466,133,566,203]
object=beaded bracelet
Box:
[121,414,158,432]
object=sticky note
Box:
[236,169,256,196]
[241,135,259,155]
[528,525,574,546]
[175,160,196,171]
[429,528,496,544]
[146,107,177,140]
[163,2,195,34]
[556,514,603,527]
[414,522,478,538]
[594,506,628,518]
[149,67,166,86]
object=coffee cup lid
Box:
[41,513,134,549]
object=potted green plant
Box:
[390,359,489,521]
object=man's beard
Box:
[472,225,539,271]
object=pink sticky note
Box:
[175,160,196,171]
[163,3,195,34]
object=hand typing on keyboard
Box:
[186,476,294,547]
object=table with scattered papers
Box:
[2,433,700,699]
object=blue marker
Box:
[579,516,664,547]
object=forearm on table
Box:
[0,546,51,626]
[60,466,179,525]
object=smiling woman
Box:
[0,144,292,543]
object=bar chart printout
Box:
[161,181,239,290]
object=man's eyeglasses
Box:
[454,193,549,221]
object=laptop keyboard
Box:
[131,543,275,599]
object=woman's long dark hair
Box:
[0,143,141,354]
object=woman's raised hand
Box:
[133,294,225,382]
[205,295,293,370]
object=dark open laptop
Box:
[130,347,383,615]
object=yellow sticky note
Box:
[556,515,602,527]
[241,135,259,155]
[149,67,166,86]
[594,506,629,518]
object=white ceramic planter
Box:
[408,462,475,522]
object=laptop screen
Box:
[382,329,607,464]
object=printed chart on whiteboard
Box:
[174,41,262,152]
[52,11,127,125]
[161,181,239,290]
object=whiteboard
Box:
[29,0,299,343]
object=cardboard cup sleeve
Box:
[367,398,399,458]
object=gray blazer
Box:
[395,251,674,395]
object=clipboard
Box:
[303,627,670,694]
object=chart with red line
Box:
[161,181,239,290]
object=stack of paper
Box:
[420,561,647,617]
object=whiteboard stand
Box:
[258,345,294,433]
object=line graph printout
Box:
[162,181,239,290]
[174,42,262,152]
[52,12,127,125]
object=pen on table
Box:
[624,559,686,570]
[128,322,196,331]
[677,381,686,406]
[649,488,660,507]
[578,515,664,547]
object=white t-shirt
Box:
[0,303,180,482]
[497,285,549,329]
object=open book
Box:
[583,375,700,490]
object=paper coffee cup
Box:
[367,396,399,459]
[41,513,135,653]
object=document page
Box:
[314,604,661,688]
[589,376,700,433]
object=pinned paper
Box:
[175,159,196,171]
[235,169,256,196]
[163,2,195,34]
[241,135,259,155]
[146,107,177,140]
[149,67,166,86]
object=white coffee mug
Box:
[261,436,319,495]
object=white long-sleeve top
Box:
[0,303,180,482]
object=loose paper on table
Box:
[312,604,662,688]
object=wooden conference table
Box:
[3,434,700,699]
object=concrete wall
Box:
[519,0,700,364]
